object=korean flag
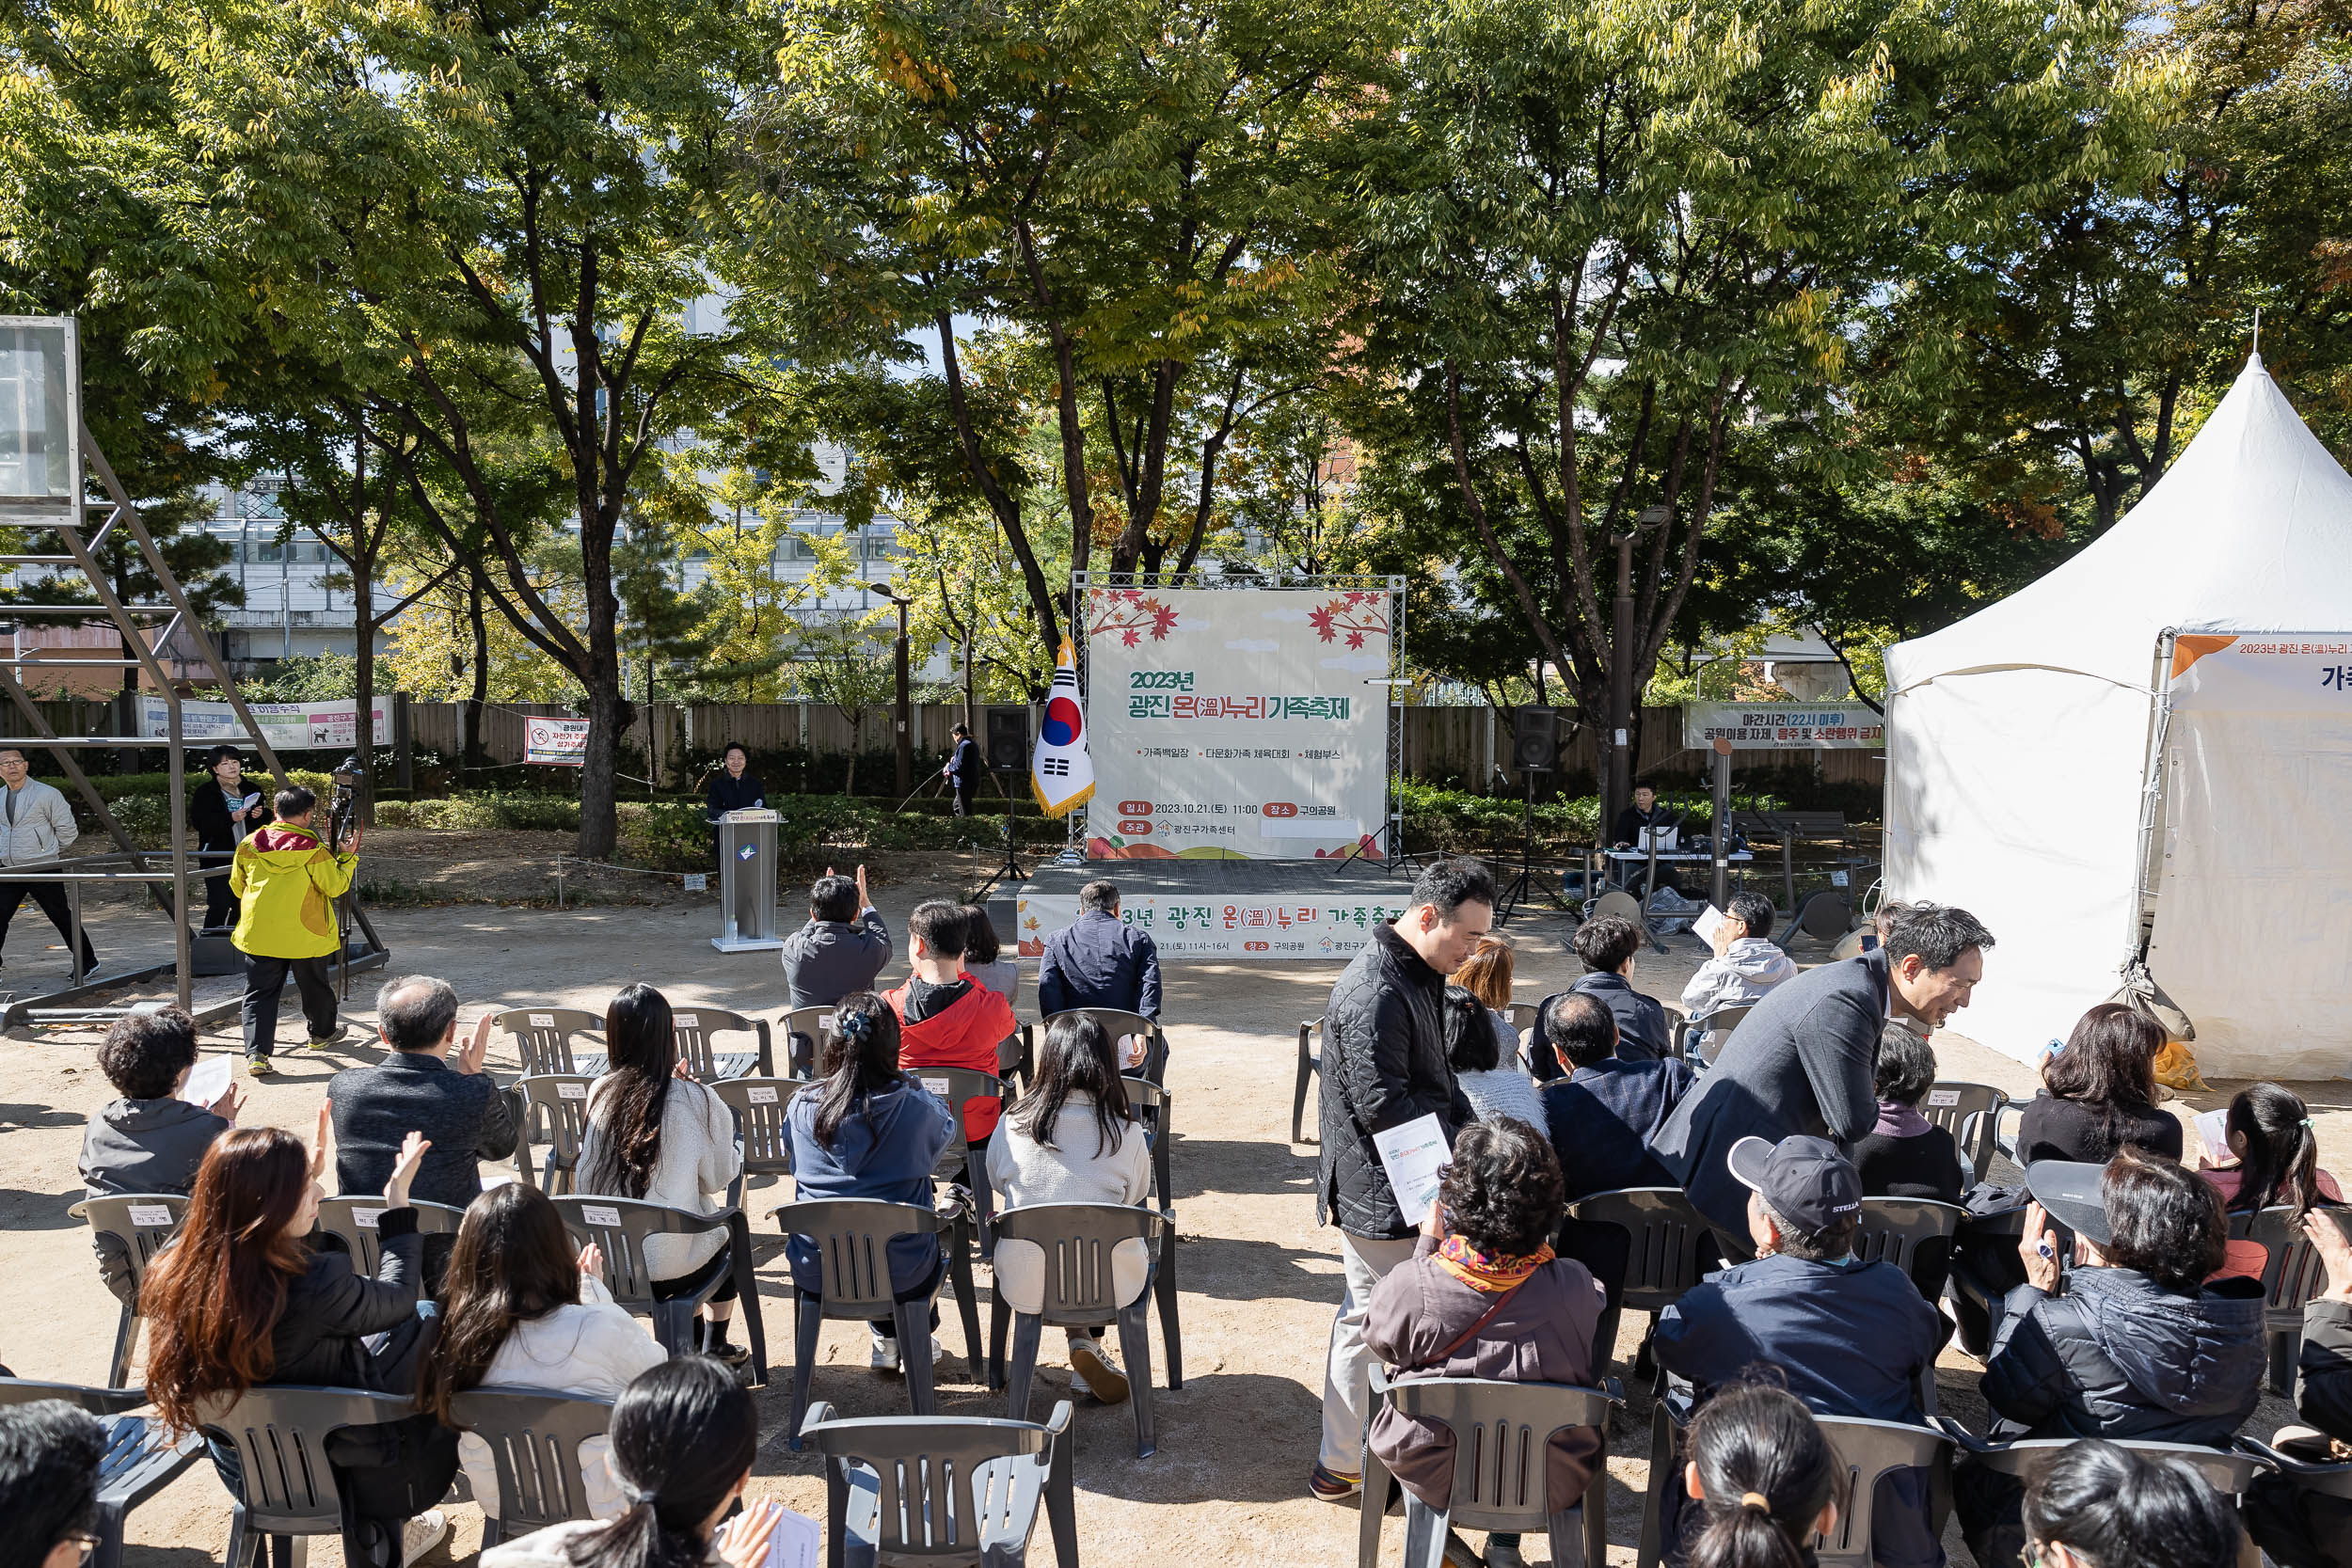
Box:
[1030,639,1095,818]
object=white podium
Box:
[711,809,784,953]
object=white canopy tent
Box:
[1884,355,2352,1078]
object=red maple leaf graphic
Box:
[1120,628,1141,647]
[1308,607,1336,641]
[1345,630,1365,649]
[1149,605,1178,638]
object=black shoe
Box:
[704,1338,752,1369]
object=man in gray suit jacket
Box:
[1650,901,1994,1248]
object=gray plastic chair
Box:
[0,1378,203,1568]
[2238,1433,2352,1501]
[1120,1075,1182,1384]
[771,1197,984,1450]
[196,1384,423,1568]
[2245,1205,2352,1392]
[314,1196,467,1276]
[493,1006,608,1078]
[986,1201,1176,1459]
[1359,1370,1621,1568]
[1682,1003,1750,1064]
[550,1195,768,1385]
[449,1386,615,1546]
[1940,1422,2265,1498]
[1293,1014,1325,1144]
[710,1076,804,1211]
[801,1399,1077,1568]
[513,1072,597,1193]
[1852,1196,1964,1301]
[1919,1082,2009,1175]
[1041,1007,1167,1084]
[915,1067,1004,1242]
[672,1004,772,1081]
[1559,1186,1715,1383]
[67,1193,187,1386]
[783,1004,834,1080]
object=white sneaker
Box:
[1069,1338,1130,1403]
[400,1510,449,1568]
[870,1333,901,1372]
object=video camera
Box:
[327,754,367,852]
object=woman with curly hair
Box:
[1363,1117,1604,1568]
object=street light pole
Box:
[889,594,913,797]
[1607,504,1673,839]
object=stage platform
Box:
[1016,857,1415,960]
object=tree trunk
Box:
[352,564,375,828]
[464,577,490,771]
[841,712,858,797]
[580,679,623,860]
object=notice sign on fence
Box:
[524,716,590,767]
[139,695,391,750]
[1681,702,1885,750]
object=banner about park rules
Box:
[1084,586,1392,861]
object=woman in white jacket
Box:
[421,1183,665,1523]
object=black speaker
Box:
[985,705,1028,772]
[1511,705,1558,770]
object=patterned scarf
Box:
[1434,1234,1554,1292]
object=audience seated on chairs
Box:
[2015,1004,2184,1165]
[1534,992,1692,1203]
[962,902,1019,1006]
[330,975,518,1284]
[1363,1118,1604,1568]
[985,1011,1150,1406]
[2242,1209,2352,1568]
[1676,1383,1844,1568]
[2023,1439,2244,1568]
[1448,933,1526,1072]
[139,1118,458,1565]
[76,1006,236,1306]
[1852,1024,1963,1204]
[1036,879,1162,1022]
[0,1397,106,1568]
[479,1357,785,1568]
[2193,1080,2343,1280]
[1531,915,1668,1076]
[779,864,890,1011]
[578,984,747,1369]
[1442,985,1545,1131]
[1653,1134,1944,1568]
[1677,891,1795,1059]
[1955,1148,2265,1566]
[784,993,954,1373]
[885,900,1015,1191]
[420,1183,663,1526]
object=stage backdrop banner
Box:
[138,694,390,749]
[1018,889,1408,959]
[1681,702,1885,749]
[1084,585,1391,860]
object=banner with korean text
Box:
[1681,702,1885,750]
[139,694,390,750]
[524,716,591,766]
[1016,888,1408,959]
[1084,585,1394,861]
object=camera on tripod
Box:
[327,755,368,851]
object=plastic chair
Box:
[67,1194,187,1386]
[914,1067,1004,1242]
[986,1202,1176,1459]
[512,1073,597,1193]
[710,1076,804,1212]
[550,1195,769,1385]
[0,1377,202,1568]
[2244,1205,2352,1393]
[449,1386,614,1547]
[1939,1421,2265,1499]
[1359,1370,1621,1568]
[196,1384,424,1568]
[493,1006,607,1078]
[1919,1082,2009,1175]
[314,1196,467,1276]
[783,1005,834,1081]
[2238,1433,2352,1504]
[1559,1187,1715,1383]
[1852,1196,1964,1302]
[1120,1075,1183,1384]
[802,1399,1077,1568]
[1681,1003,1751,1064]
[1294,1013,1326,1144]
[1041,1007,1167,1085]
[771,1196,985,1450]
[672,1005,772,1082]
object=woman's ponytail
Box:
[2231,1081,2327,1222]
[1684,1384,1841,1568]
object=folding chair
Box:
[1041,1007,1166,1085]
[1121,1074,1182,1384]
[1559,1186,1715,1385]
[801,1399,1076,1568]
[782,1005,834,1081]
[67,1194,187,1386]
[449,1386,615,1547]
[709,1076,804,1212]
[492,1006,607,1078]
[550,1195,768,1386]
[0,1378,203,1568]
[772,1196,985,1449]
[1919,1082,2009,1178]
[2245,1205,2352,1394]
[1359,1370,1621,1568]
[986,1202,1176,1459]
[1294,1013,1326,1145]
[512,1073,597,1193]
[314,1196,467,1276]
[196,1384,425,1568]
[671,1005,772,1082]
[1852,1196,1964,1304]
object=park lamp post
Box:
[1607,503,1674,838]
[881,589,913,797]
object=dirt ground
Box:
[0,846,2338,1566]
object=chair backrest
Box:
[783,1005,834,1080]
[315,1196,467,1275]
[1120,1074,1168,1135]
[195,1385,419,1533]
[710,1077,804,1179]
[514,1073,598,1190]
[1563,1187,1715,1314]
[911,1068,1001,1165]
[671,1006,768,1080]
[494,1007,606,1076]
[987,1202,1166,1328]
[1370,1370,1618,1528]
[68,1194,188,1288]
[1970,1435,2265,1497]
[449,1387,615,1534]
[0,1377,144,1415]
[1042,1008,1164,1081]
[802,1406,1060,1558]
[1811,1417,1951,1564]
[2247,1205,2352,1327]
[771,1198,948,1317]
[550,1195,733,1308]
[1508,1002,1540,1034]
[1852,1197,1964,1291]
[1919,1082,2008,1172]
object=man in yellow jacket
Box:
[230,783,361,1075]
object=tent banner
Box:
[138,695,390,749]
[1682,702,1885,749]
[2168,633,2352,710]
[524,716,590,767]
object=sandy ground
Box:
[0,847,2340,1566]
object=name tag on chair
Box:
[127,1204,172,1227]
[558,1082,589,1101]
[748,1086,779,1105]
[1926,1089,1962,1108]
[580,1205,623,1227]
[530,1013,556,1027]
[353,1208,385,1229]
[676,1013,697,1027]
[921,1076,951,1099]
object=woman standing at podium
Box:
[704,741,764,864]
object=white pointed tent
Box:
[1884,355,2352,1078]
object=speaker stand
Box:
[968,772,1030,902]
[1494,770,1544,925]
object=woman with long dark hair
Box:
[421,1183,663,1524]
[961,903,1023,1077]
[1678,1383,1843,1568]
[784,992,953,1372]
[2197,1080,2340,1222]
[579,984,745,1365]
[480,1358,784,1568]
[2016,1004,2182,1164]
[2020,1438,2240,1568]
[987,1012,1151,1402]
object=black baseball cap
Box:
[1726,1134,1863,1237]
[2024,1160,2112,1246]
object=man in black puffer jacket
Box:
[1311,857,1492,1504]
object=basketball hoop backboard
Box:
[0,315,80,519]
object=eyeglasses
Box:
[63,1531,102,1566]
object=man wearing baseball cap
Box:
[1654,1135,1945,1567]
